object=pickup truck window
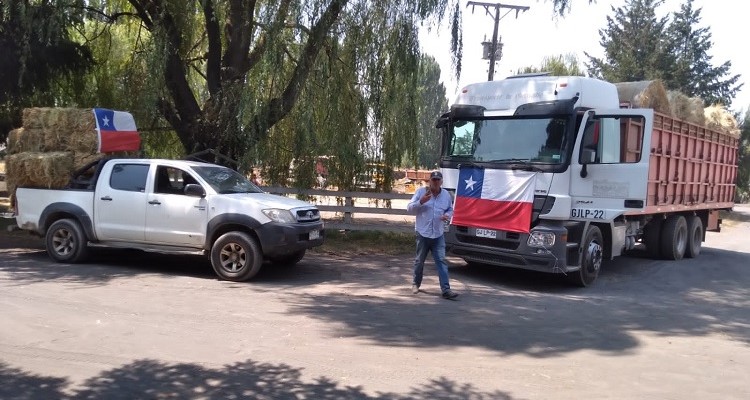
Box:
[155,166,199,195]
[110,164,149,192]
[192,166,263,194]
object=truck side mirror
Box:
[184,184,206,198]
[580,148,596,178]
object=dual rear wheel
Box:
[644,215,703,260]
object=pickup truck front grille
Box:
[295,208,320,222]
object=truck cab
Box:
[437,75,654,286]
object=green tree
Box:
[415,56,448,169]
[665,0,742,106]
[0,0,93,142]
[517,53,585,76]
[737,110,750,201]
[585,0,673,83]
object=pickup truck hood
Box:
[221,192,317,210]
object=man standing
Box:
[406,171,459,300]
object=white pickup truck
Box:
[14,158,324,281]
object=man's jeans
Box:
[413,233,451,293]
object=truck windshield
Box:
[447,116,569,164]
[191,166,263,194]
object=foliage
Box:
[664,0,742,106]
[0,0,93,142]
[585,0,673,83]
[737,110,750,202]
[517,53,585,76]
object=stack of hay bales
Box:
[5,108,137,205]
[616,80,739,139]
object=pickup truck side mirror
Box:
[184,184,206,198]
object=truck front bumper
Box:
[446,224,572,274]
[256,221,325,257]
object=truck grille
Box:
[295,208,320,222]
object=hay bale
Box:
[704,105,740,138]
[667,91,691,119]
[666,91,706,125]
[687,97,705,126]
[615,80,671,114]
[6,128,45,154]
[22,108,98,153]
[5,152,75,198]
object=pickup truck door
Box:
[94,162,149,241]
[145,165,207,247]
[569,109,653,221]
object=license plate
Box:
[309,230,320,240]
[475,228,497,239]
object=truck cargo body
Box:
[437,75,738,286]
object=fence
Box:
[264,186,415,233]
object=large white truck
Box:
[13,158,324,281]
[437,75,738,286]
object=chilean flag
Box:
[451,167,536,233]
[93,108,141,153]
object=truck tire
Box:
[660,215,687,260]
[45,218,90,263]
[685,215,703,258]
[270,250,306,266]
[568,225,603,287]
[643,218,663,259]
[210,231,263,281]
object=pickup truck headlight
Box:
[527,231,556,248]
[262,209,296,223]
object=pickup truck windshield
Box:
[192,166,264,194]
[447,116,569,164]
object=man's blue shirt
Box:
[407,186,454,239]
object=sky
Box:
[420,0,749,113]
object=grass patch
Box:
[313,229,414,256]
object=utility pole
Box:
[467,2,530,81]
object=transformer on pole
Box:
[467,2,530,81]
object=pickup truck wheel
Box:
[568,226,603,287]
[685,215,703,258]
[660,215,688,260]
[210,232,263,281]
[269,250,306,266]
[46,219,89,263]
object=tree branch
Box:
[202,0,222,95]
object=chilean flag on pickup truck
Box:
[93,108,141,153]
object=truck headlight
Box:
[527,231,556,248]
[262,209,296,223]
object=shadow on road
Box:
[0,360,514,400]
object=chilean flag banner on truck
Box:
[451,167,536,233]
[93,108,141,153]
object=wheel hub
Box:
[587,242,602,273]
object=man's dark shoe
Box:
[442,290,459,300]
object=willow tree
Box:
[81,0,463,170]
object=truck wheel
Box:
[568,226,603,287]
[643,218,663,259]
[660,215,688,260]
[210,232,263,281]
[270,250,306,266]
[685,216,703,258]
[46,218,89,263]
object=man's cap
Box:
[430,171,443,180]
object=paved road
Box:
[1,207,749,399]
